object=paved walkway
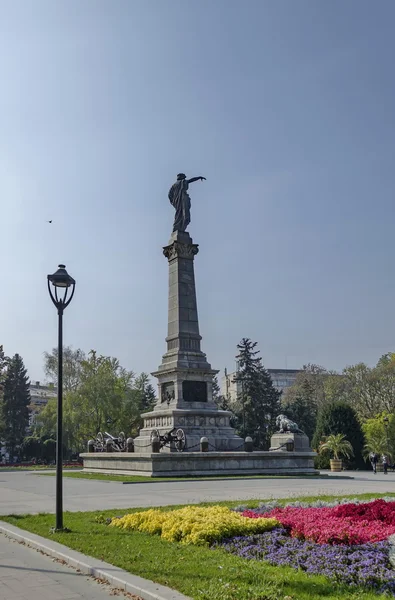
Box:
[0,470,395,515]
[0,532,136,600]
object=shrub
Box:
[110,506,278,546]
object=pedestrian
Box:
[383,454,388,475]
[370,452,378,473]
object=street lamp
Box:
[47,264,76,531]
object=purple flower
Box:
[216,527,395,594]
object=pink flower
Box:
[242,500,395,545]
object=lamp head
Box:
[47,264,75,288]
[47,264,76,310]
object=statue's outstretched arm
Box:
[187,176,206,184]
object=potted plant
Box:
[319,433,354,472]
[363,434,387,472]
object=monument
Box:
[81,174,316,476]
[133,173,243,453]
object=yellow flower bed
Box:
[110,506,278,546]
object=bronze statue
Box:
[168,173,206,233]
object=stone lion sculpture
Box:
[276,414,303,434]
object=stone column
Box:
[133,230,243,453]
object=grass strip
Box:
[37,471,350,483]
[3,492,395,600]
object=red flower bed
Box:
[242,500,395,545]
[333,499,395,524]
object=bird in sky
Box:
[47,220,52,223]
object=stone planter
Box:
[330,458,342,472]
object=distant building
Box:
[221,368,301,402]
[28,381,57,430]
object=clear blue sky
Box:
[1,0,395,382]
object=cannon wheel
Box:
[150,429,161,443]
[117,431,126,451]
[175,428,186,452]
[96,432,104,451]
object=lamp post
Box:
[47,264,76,531]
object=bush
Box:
[110,506,278,546]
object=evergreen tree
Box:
[312,401,365,469]
[2,354,31,460]
[0,345,8,437]
[135,373,157,413]
[235,338,281,449]
[212,375,220,402]
[212,374,231,411]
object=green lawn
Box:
[3,492,395,600]
[0,465,80,472]
[38,470,335,483]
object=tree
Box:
[281,364,332,442]
[35,351,153,452]
[312,401,365,470]
[283,364,328,410]
[212,374,231,411]
[0,345,8,437]
[0,345,7,393]
[362,413,395,462]
[44,346,85,391]
[234,338,281,449]
[126,372,157,434]
[212,375,221,403]
[342,356,395,421]
[1,354,31,460]
[134,373,157,414]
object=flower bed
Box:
[219,529,395,595]
[215,499,395,594]
[242,499,395,545]
[109,499,395,594]
[110,506,278,546]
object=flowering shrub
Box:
[242,499,395,545]
[219,529,395,595]
[333,499,395,524]
[110,506,278,546]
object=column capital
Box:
[163,241,199,261]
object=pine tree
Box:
[0,345,8,438]
[212,375,231,411]
[2,354,31,460]
[135,373,157,413]
[235,338,281,449]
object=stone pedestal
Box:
[80,450,317,477]
[133,230,243,453]
[270,432,312,453]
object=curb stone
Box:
[0,520,192,600]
